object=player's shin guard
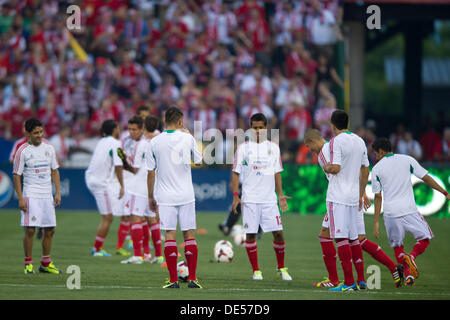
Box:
[360,237,396,273]
[336,239,355,286]
[141,221,150,255]
[319,236,339,284]
[350,239,365,283]
[245,240,260,272]
[131,223,143,257]
[394,245,411,277]
[184,238,198,281]
[150,223,162,257]
[164,240,179,283]
[273,241,285,269]
[410,239,430,259]
[116,221,130,250]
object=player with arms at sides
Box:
[371,137,449,286]
[114,115,145,257]
[320,110,369,291]
[304,129,404,288]
[121,115,164,265]
[231,113,292,281]
[147,106,203,288]
[13,117,62,274]
[85,120,125,256]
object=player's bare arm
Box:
[359,166,370,210]
[51,169,61,208]
[231,172,241,214]
[147,170,158,216]
[323,163,340,174]
[373,192,382,239]
[421,175,450,201]
[114,165,124,199]
[13,174,27,212]
[275,172,291,213]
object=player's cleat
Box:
[328,282,358,292]
[312,277,341,288]
[277,267,292,281]
[39,262,62,274]
[392,264,404,288]
[121,256,144,264]
[143,253,153,263]
[187,280,203,289]
[24,264,34,274]
[253,270,263,280]
[116,248,131,257]
[218,224,230,236]
[358,281,367,290]
[91,249,112,257]
[405,275,415,286]
[403,253,419,279]
[163,280,180,288]
[151,256,165,264]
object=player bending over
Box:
[371,137,449,286]
[13,117,62,274]
[231,113,292,281]
[147,106,203,288]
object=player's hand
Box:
[278,195,291,213]
[149,197,158,214]
[54,193,61,208]
[119,187,124,199]
[446,193,450,201]
[18,198,27,212]
[363,194,371,211]
[232,197,241,215]
[373,221,379,239]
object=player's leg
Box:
[219,202,242,236]
[349,208,365,288]
[146,206,163,263]
[114,190,130,256]
[91,189,114,256]
[23,226,35,274]
[39,227,61,274]
[315,224,340,287]
[242,203,262,279]
[159,205,180,288]
[116,216,131,255]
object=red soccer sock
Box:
[184,238,198,281]
[24,257,33,266]
[141,221,150,255]
[394,245,411,277]
[245,240,260,272]
[360,237,396,273]
[319,236,339,284]
[94,234,105,252]
[116,221,130,250]
[336,239,355,286]
[350,239,365,283]
[131,222,143,257]
[410,239,430,259]
[150,223,162,257]
[41,255,51,268]
[164,240,179,283]
[273,241,285,269]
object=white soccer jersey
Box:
[146,130,202,206]
[317,141,332,181]
[371,153,428,218]
[13,141,59,198]
[232,140,283,204]
[85,136,122,189]
[127,138,150,197]
[326,131,370,206]
[119,134,142,185]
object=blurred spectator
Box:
[314,81,336,140]
[397,131,423,161]
[314,54,343,106]
[239,94,276,129]
[390,123,406,153]
[432,127,450,163]
[295,143,318,165]
[3,96,33,139]
[281,99,312,151]
[420,122,442,162]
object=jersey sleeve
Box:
[112,140,122,167]
[146,140,156,171]
[232,143,245,174]
[361,143,370,167]
[191,135,203,165]
[329,137,342,166]
[274,144,283,173]
[132,141,146,169]
[409,156,428,179]
[50,145,59,170]
[13,148,25,175]
[371,167,382,194]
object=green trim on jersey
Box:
[410,164,414,174]
[109,149,113,157]
[165,130,176,133]
[343,130,352,134]
[385,153,394,158]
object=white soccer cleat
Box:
[277,267,292,281]
[121,256,144,264]
[253,270,263,280]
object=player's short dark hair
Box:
[101,119,117,137]
[250,113,267,127]
[128,115,144,128]
[25,117,42,133]
[136,105,149,117]
[304,128,323,143]
[144,115,160,132]
[372,137,392,153]
[330,109,349,130]
[165,106,184,125]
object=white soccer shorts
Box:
[384,212,434,248]
[322,208,365,236]
[20,197,56,228]
[242,202,283,234]
[158,202,196,231]
[126,193,156,218]
[326,201,358,240]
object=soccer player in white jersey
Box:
[371,137,449,286]
[305,129,404,289]
[121,115,164,265]
[86,120,125,256]
[231,113,292,281]
[114,115,144,257]
[13,118,62,274]
[147,106,203,289]
[320,110,370,291]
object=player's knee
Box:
[272,230,284,242]
[319,227,330,238]
[246,233,257,242]
[24,227,35,237]
[103,214,113,224]
[44,227,55,237]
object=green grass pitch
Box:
[0,209,449,300]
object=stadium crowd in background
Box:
[0,0,448,166]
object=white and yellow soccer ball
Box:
[177,260,189,282]
[214,242,234,263]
